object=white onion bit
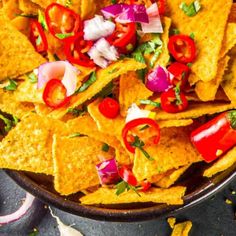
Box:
[0,192,35,225]
[126,103,151,123]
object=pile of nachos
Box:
[0,0,235,206]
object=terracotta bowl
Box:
[5,161,236,222]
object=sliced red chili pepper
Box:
[29,20,48,53]
[156,0,165,15]
[98,98,120,119]
[45,3,81,40]
[191,111,236,163]
[140,180,151,192]
[64,33,95,67]
[43,79,70,109]
[161,88,188,113]
[168,35,196,64]
[122,118,160,154]
[168,62,190,88]
[118,166,138,187]
[107,22,137,54]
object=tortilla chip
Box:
[133,127,202,181]
[220,23,236,58]
[80,0,96,19]
[153,102,236,121]
[171,221,192,236]
[0,10,46,81]
[14,76,44,103]
[80,186,186,205]
[158,119,193,128]
[11,16,30,36]
[48,59,146,119]
[203,147,236,178]
[229,3,236,23]
[18,0,40,14]
[155,165,190,188]
[147,169,173,183]
[168,218,177,229]
[67,114,131,164]
[0,114,68,175]
[0,89,34,119]
[2,0,20,20]
[30,0,54,8]
[195,56,230,101]
[53,135,112,195]
[34,103,53,116]
[221,54,236,102]
[119,72,152,116]
[166,0,232,83]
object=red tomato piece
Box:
[168,35,196,64]
[45,3,81,40]
[168,62,190,88]
[118,166,138,187]
[107,22,137,54]
[161,88,188,113]
[43,79,70,109]
[140,180,151,192]
[98,98,120,119]
[64,33,95,67]
[29,20,48,53]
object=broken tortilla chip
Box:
[18,0,41,14]
[53,135,111,195]
[133,127,201,181]
[166,0,232,83]
[171,221,192,236]
[203,147,236,178]
[48,59,146,119]
[80,186,186,205]
[168,218,177,229]
[158,119,193,128]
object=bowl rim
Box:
[5,168,236,222]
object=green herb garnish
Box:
[36,35,42,46]
[15,13,37,18]
[53,54,60,61]
[0,114,18,134]
[140,99,161,107]
[174,83,182,105]
[172,28,180,35]
[75,71,97,94]
[67,107,86,117]
[108,68,119,74]
[189,32,195,39]
[102,143,110,152]
[187,63,193,67]
[131,136,154,161]
[111,0,117,4]
[68,133,82,138]
[38,10,48,30]
[132,51,147,82]
[55,32,74,39]
[27,72,38,83]
[65,0,73,7]
[179,0,201,17]
[3,79,18,91]
[115,181,140,196]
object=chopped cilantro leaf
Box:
[140,99,161,107]
[67,107,86,117]
[115,181,140,196]
[131,136,154,161]
[27,72,38,83]
[53,54,60,61]
[111,0,117,4]
[36,35,42,46]
[0,114,18,134]
[55,32,74,39]
[174,83,182,105]
[187,63,193,67]
[65,0,73,7]
[3,79,17,91]
[38,10,48,30]
[189,32,195,39]
[102,143,110,152]
[179,1,201,17]
[172,28,180,35]
[67,133,82,138]
[75,71,96,94]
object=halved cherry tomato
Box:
[161,88,188,113]
[98,98,120,119]
[168,35,196,64]
[29,20,48,53]
[191,111,236,163]
[168,62,190,88]
[45,3,81,40]
[64,32,95,67]
[43,79,70,109]
[118,166,138,187]
[122,118,160,154]
[107,22,137,54]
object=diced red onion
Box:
[96,158,120,185]
[141,3,163,33]
[102,4,149,23]
[146,65,172,93]
[0,193,35,225]
[126,103,151,123]
[88,38,118,68]
[37,61,79,96]
[83,15,115,41]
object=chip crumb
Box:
[170,220,192,236]
[167,217,176,229]
[225,199,233,205]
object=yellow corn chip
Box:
[80,186,186,205]
[34,103,53,116]
[133,127,201,181]
[2,0,20,20]
[203,147,236,178]
[229,3,236,23]
[158,119,193,128]
[0,10,46,81]
[81,0,96,19]
[119,72,153,116]
[153,102,236,121]
[0,89,34,119]
[147,169,173,183]
[11,16,30,36]
[18,0,40,14]
[166,0,232,83]
[30,0,53,8]
[155,165,191,188]
[48,59,146,119]
[168,218,177,229]
[220,23,236,58]
[0,114,68,175]
[195,56,230,101]
[53,135,112,195]
[171,221,192,236]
